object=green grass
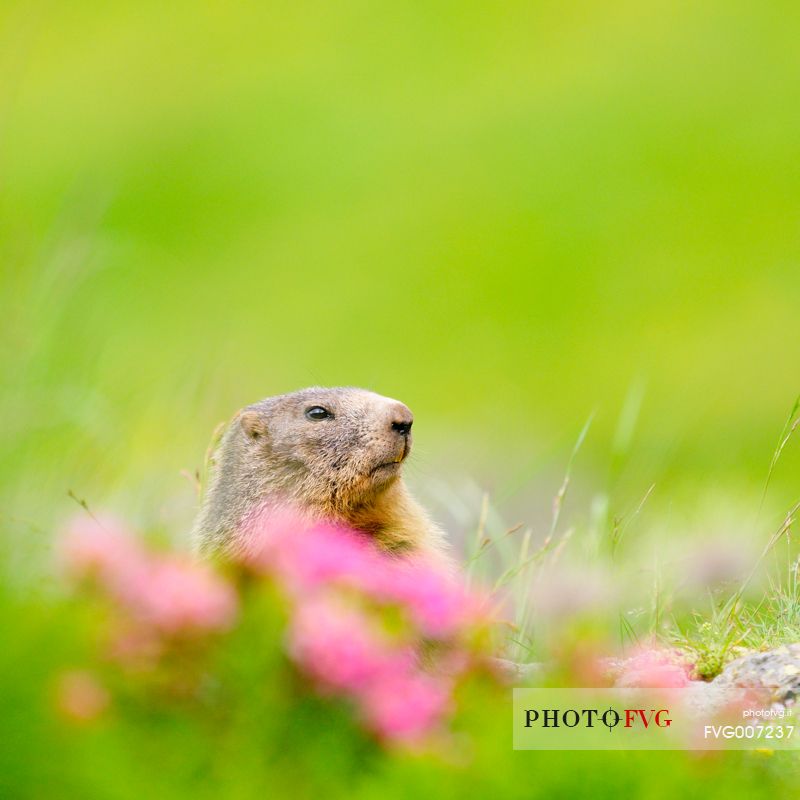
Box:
[456,393,800,679]
[3,0,800,554]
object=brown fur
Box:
[191,387,448,563]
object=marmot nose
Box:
[389,403,413,436]
[392,420,412,436]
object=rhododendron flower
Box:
[250,513,382,593]
[377,562,479,638]
[60,516,237,636]
[59,514,145,587]
[257,507,487,743]
[123,559,238,634]
[288,596,453,742]
[360,672,452,743]
[243,506,484,638]
[288,597,413,694]
[63,505,485,746]
[616,646,691,688]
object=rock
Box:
[713,643,800,705]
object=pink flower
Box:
[245,509,382,591]
[616,646,691,688]
[60,515,237,636]
[241,505,487,743]
[59,514,145,586]
[123,559,238,634]
[244,506,485,639]
[62,505,478,746]
[287,597,411,693]
[360,672,452,743]
[287,595,454,742]
[377,562,480,638]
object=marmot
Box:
[192,387,448,564]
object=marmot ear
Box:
[240,410,267,440]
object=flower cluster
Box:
[243,509,487,743]
[288,596,452,741]
[615,645,692,689]
[58,509,488,746]
[60,514,238,637]
[245,510,481,636]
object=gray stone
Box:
[713,643,800,705]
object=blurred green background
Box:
[2,0,800,554]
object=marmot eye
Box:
[305,405,331,421]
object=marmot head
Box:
[237,387,414,514]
